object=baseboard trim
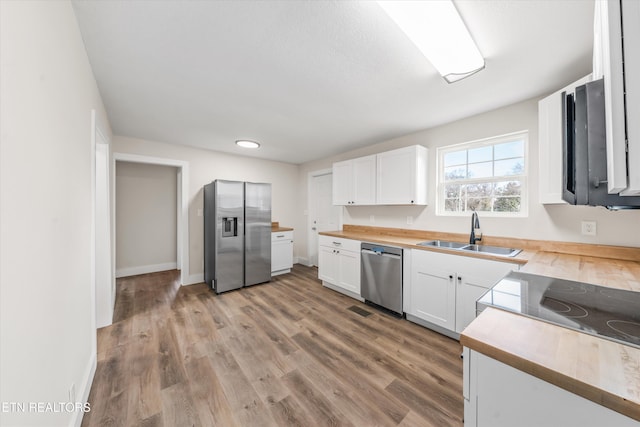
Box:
[184,273,204,286]
[295,256,312,267]
[322,281,365,302]
[115,262,177,278]
[405,314,460,341]
[71,351,96,427]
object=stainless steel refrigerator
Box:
[203,180,272,293]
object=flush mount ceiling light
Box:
[378,0,485,83]
[235,140,261,149]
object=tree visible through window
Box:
[438,132,528,216]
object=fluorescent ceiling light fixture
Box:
[378,0,485,83]
[235,140,260,149]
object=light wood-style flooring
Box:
[82,265,463,426]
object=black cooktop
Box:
[477,271,640,349]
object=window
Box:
[437,131,528,216]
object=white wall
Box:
[115,162,178,277]
[0,1,111,426]
[113,136,299,284]
[296,97,640,261]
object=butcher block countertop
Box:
[271,222,293,233]
[461,308,640,422]
[320,225,640,421]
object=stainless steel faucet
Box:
[470,211,482,244]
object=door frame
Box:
[94,121,113,328]
[307,168,342,267]
[113,152,190,286]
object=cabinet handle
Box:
[449,275,454,279]
[276,234,285,238]
[332,241,342,246]
[457,276,462,281]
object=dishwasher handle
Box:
[361,248,402,259]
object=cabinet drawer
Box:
[318,235,361,252]
[272,231,293,242]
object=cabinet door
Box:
[411,258,455,329]
[318,246,337,283]
[337,249,361,295]
[272,240,293,272]
[332,160,353,205]
[471,351,639,427]
[377,145,427,205]
[352,155,376,204]
[456,282,491,333]
[455,258,517,333]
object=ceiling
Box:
[72,0,594,165]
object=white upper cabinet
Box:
[332,145,427,206]
[538,75,591,204]
[593,0,640,195]
[332,155,376,206]
[376,145,428,205]
[332,160,354,205]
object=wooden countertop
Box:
[272,226,294,233]
[271,221,293,233]
[319,229,532,265]
[461,308,640,422]
[320,224,640,421]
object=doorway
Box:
[115,162,179,278]
[112,153,190,287]
[307,169,342,267]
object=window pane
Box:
[495,140,524,160]
[494,197,521,212]
[445,183,461,198]
[468,146,492,163]
[464,182,493,198]
[467,161,492,179]
[495,158,524,176]
[495,180,521,196]
[444,150,466,167]
[467,198,492,212]
[445,165,467,181]
[444,198,461,212]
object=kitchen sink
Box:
[461,244,522,257]
[417,240,468,249]
[416,240,522,257]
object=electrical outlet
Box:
[407,216,413,225]
[69,383,76,402]
[581,221,596,236]
[369,215,375,223]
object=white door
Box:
[308,171,341,267]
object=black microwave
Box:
[562,78,640,209]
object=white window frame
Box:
[436,131,529,217]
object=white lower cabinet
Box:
[271,231,293,276]
[318,236,361,299]
[407,250,518,334]
[463,348,639,427]
[410,260,457,330]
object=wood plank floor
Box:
[82,265,463,427]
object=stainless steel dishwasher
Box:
[361,243,403,316]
